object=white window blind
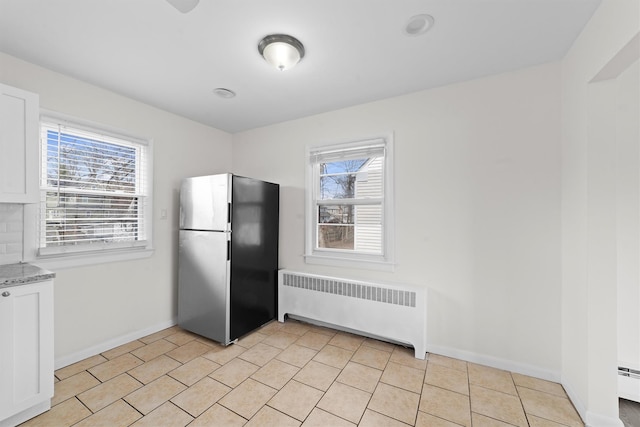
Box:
[39,117,149,256]
[309,138,386,163]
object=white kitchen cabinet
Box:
[0,280,54,427]
[0,83,39,203]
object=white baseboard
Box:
[55,318,177,370]
[563,378,625,427]
[0,400,50,427]
[585,411,624,427]
[562,379,588,424]
[425,343,561,383]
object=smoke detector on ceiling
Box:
[404,14,435,36]
[213,88,236,99]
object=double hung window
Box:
[38,115,151,257]
[306,136,394,270]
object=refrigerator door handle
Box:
[228,203,232,224]
[227,240,231,261]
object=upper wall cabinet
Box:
[0,83,39,203]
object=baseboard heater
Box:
[618,366,640,403]
[278,270,427,359]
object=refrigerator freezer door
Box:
[180,174,230,231]
[178,230,230,343]
[229,176,279,339]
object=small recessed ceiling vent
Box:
[213,88,236,99]
[404,14,435,36]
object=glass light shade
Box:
[166,0,199,13]
[258,34,305,71]
[263,42,300,71]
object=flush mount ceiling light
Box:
[166,0,199,13]
[258,34,305,71]
[404,14,435,36]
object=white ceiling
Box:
[0,0,601,133]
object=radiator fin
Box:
[282,272,416,308]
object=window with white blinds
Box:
[39,116,150,256]
[305,136,395,270]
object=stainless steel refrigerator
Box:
[178,174,279,345]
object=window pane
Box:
[319,156,383,200]
[317,204,382,254]
[318,224,354,250]
[320,173,357,199]
[318,204,354,249]
[44,191,140,246]
[318,205,354,225]
[40,121,147,251]
[45,130,137,193]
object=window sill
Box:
[30,247,154,271]
[304,253,395,272]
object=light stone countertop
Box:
[0,262,55,287]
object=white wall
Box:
[561,0,639,425]
[0,52,233,363]
[233,62,563,379]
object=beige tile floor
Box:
[22,319,585,427]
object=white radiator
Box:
[278,270,427,359]
[619,366,640,403]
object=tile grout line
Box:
[212,324,325,424]
[509,370,529,425]
[521,410,576,427]
[356,374,375,425]
[121,397,145,425]
[263,330,333,422]
[283,327,364,424]
[166,399,197,423]
[262,329,325,424]
[420,409,468,427]
[472,409,522,427]
[465,358,473,427]
[71,396,94,425]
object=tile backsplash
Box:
[0,204,24,264]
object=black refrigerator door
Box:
[229,175,279,340]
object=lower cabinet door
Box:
[0,281,54,423]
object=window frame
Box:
[23,110,154,269]
[305,134,395,271]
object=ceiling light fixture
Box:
[166,0,199,13]
[404,14,435,36]
[258,34,305,71]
